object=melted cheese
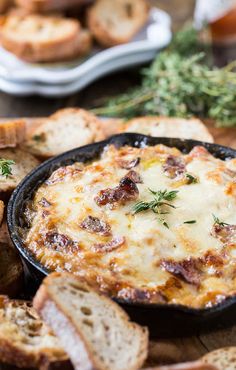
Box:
[24,144,236,308]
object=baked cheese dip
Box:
[24,144,236,308]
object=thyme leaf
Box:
[132,188,178,227]
[93,26,236,127]
[0,159,15,177]
[185,173,198,184]
[212,214,230,227]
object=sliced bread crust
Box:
[34,272,149,370]
[87,0,149,47]
[0,14,91,62]
[0,119,26,148]
[144,363,217,370]
[15,0,91,13]
[202,346,236,370]
[25,108,105,159]
[122,116,214,143]
[0,242,24,297]
[0,200,4,225]
[0,148,40,199]
[0,296,70,369]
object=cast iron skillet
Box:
[7,133,236,338]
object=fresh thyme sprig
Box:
[0,159,15,177]
[92,26,236,127]
[212,214,230,227]
[132,189,178,228]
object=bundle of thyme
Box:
[93,27,236,127]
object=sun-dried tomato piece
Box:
[44,232,79,253]
[95,177,139,206]
[80,216,111,236]
[117,157,140,170]
[125,170,143,184]
[161,258,201,286]
[212,224,236,244]
[93,236,125,253]
[46,164,83,185]
[162,155,186,179]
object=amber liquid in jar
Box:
[210,5,236,66]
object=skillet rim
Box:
[7,132,236,317]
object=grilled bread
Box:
[202,347,236,370]
[122,117,214,143]
[25,108,104,159]
[34,272,149,370]
[0,148,39,199]
[144,363,216,370]
[0,243,23,297]
[0,296,71,369]
[87,0,149,47]
[0,119,26,148]
[0,13,91,62]
[0,0,12,13]
[0,200,4,225]
[15,0,92,13]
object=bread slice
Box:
[0,13,91,63]
[0,148,40,199]
[122,117,214,143]
[144,363,217,370]
[0,200,4,225]
[0,242,24,297]
[25,108,105,159]
[87,0,150,47]
[202,347,236,370]
[33,272,149,370]
[0,0,12,14]
[15,0,92,13]
[0,296,71,369]
[99,117,124,138]
[0,119,26,149]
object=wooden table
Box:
[1,1,236,367]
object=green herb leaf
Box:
[132,189,178,228]
[212,214,230,227]
[185,173,198,184]
[93,26,236,127]
[184,220,197,224]
[0,159,15,177]
[33,134,43,142]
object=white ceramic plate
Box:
[0,48,159,96]
[0,8,171,85]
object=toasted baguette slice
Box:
[99,117,124,137]
[87,0,149,47]
[33,272,149,370]
[15,0,91,13]
[0,148,39,199]
[0,0,12,13]
[144,363,216,370]
[202,347,236,370]
[0,119,26,148]
[0,296,72,369]
[0,243,23,297]
[0,13,91,63]
[0,200,4,225]
[122,117,214,143]
[25,108,105,159]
